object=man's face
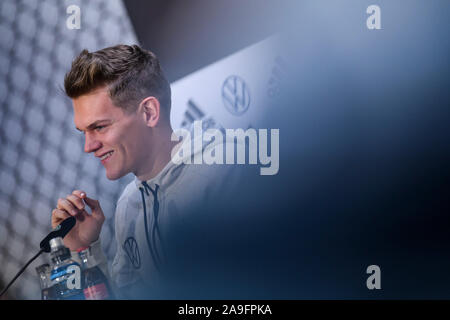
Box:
[73,88,147,180]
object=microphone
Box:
[0,216,77,298]
[40,216,76,252]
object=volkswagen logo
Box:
[222,75,250,116]
[123,237,141,269]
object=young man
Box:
[52,45,242,298]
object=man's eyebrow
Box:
[76,120,112,132]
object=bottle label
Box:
[83,283,109,300]
[53,282,85,300]
[50,262,79,281]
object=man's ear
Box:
[139,97,160,127]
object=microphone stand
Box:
[0,216,76,298]
[0,249,45,298]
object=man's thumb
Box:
[83,196,102,215]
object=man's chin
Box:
[106,170,126,181]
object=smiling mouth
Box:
[100,151,114,161]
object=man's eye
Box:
[95,126,105,132]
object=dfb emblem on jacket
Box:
[123,237,141,269]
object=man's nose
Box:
[84,133,102,153]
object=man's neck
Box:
[135,126,179,182]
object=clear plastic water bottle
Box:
[49,237,84,300]
[35,263,55,300]
[77,247,115,300]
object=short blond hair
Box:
[64,44,171,114]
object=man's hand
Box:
[51,190,105,251]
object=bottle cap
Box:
[49,237,64,251]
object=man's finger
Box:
[51,209,71,228]
[66,194,85,211]
[57,198,79,216]
[72,190,87,199]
